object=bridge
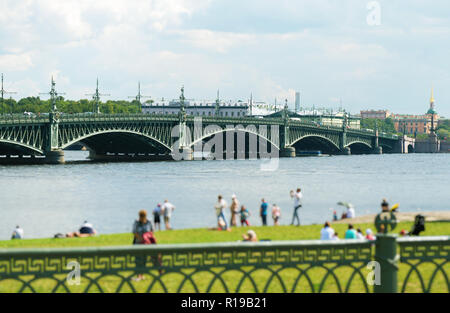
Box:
[0,109,400,164]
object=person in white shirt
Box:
[346,205,355,219]
[214,195,228,230]
[290,188,303,226]
[11,226,24,240]
[320,222,335,240]
[161,200,175,230]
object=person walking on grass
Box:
[215,195,228,230]
[161,200,175,230]
[260,198,268,226]
[272,204,281,226]
[290,188,303,226]
[230,194,240,227]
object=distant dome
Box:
[427,108,437,115]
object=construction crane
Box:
[86,78,110,114]
[128,82,150,112]
[1,73,17,113]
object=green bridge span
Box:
[0,110,400,164]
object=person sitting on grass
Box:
[332,232,340,240]
[66,221,97,238]
[365,228,376,240]
[320,221,335,240]
[11,225,24,240]
[356,228,365,239]
[344,224,357,239]
[243,230,258,242]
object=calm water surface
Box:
[0,152,449,240]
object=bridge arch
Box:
[290,135,340,155]
[346,141,373,155]
[60,130,173,155]
[0,139,44,156]
[188,127,280,159]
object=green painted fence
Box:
[0,236,448,293]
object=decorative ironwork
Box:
[398,236,449,293]
[0,240,373,293]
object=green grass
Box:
[1,221,449,249]
[1,222,448,293]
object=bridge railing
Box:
[0,114,49,124]
[0,236,447,293]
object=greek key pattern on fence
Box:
[0,241,373,293]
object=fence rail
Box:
[0,236,448,293]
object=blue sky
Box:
[0,0,449,116]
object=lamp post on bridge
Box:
[339,110,351,155]
[177,85,192,160]
[280,99,296,158]
[128,82,150,113]
[1,74,17,114]
[86,78,110,114]
[40,77,65,164]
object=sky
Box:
[0,0,449,116]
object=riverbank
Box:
[1,220,449,249]
[334,211,450,224]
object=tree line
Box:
[0,97,152,114]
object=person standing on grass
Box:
[240,205,250,226]
[290,188,303,226]
[153,204,162,231]
[161,200,175,230]
[215,195,228,230]
[132,210,157,281]
[272,204,281,226]
[260,198,268,226]
[230,195,240,227]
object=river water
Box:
[0,152,449,240]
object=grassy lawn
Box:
[0,222,448,293]
[1,221,449,249]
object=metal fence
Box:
[0,236,448,293]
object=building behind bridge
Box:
[142,99,250,118]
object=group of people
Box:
[214,195,284,230]
[151,199,176,231]
[320,222,375,241]
[213,187,304,231]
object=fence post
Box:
[374,234,399,293]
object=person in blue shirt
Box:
[260,199,269,226]
[345,224,358,239]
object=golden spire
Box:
[430,87,435,104]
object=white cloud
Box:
[0,53,34,71]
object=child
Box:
[240,205,250,226]
[272,204,281,226]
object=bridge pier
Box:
[340,147,351,155]
[372,146,383,154]
[44,150,65,164]
[280,147,296,158]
